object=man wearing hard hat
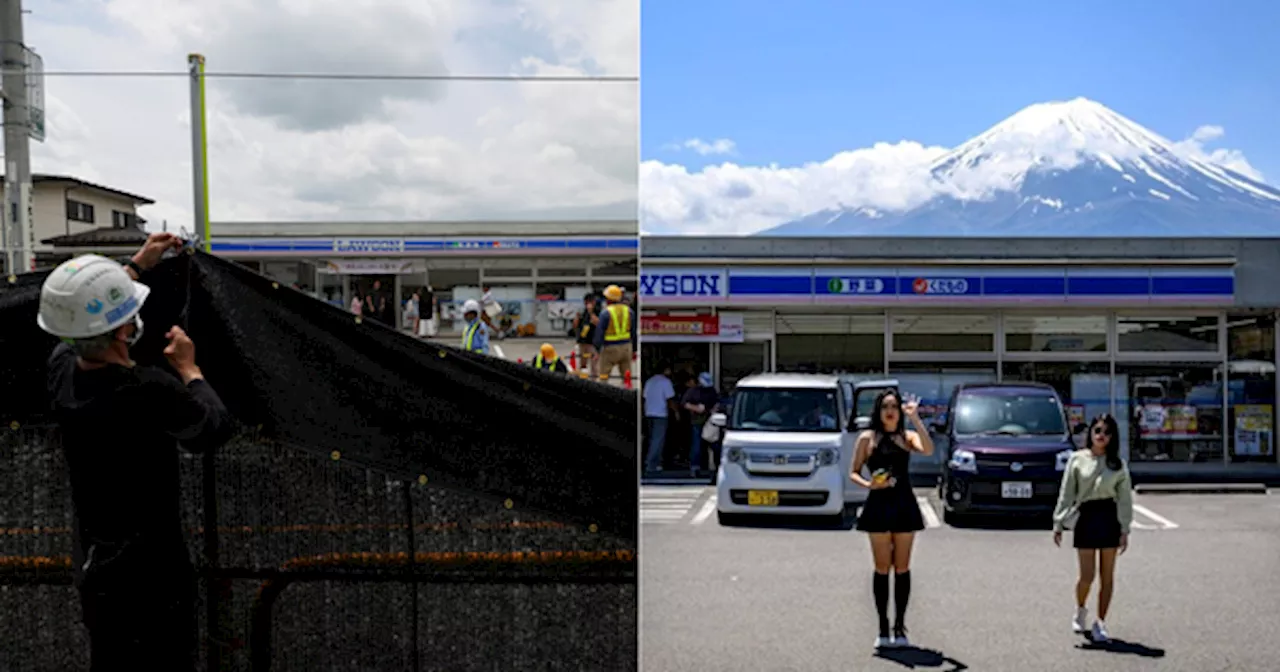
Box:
[459,299,491,355]
[592,284,636,385]
[38,233,233,670]
[531,342,570,374]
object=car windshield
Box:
[953,392,1067,436]
[730,387,841,432]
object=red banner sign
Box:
[641,315,720,337]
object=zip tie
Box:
[438,350,446,358]
[6,275,14,284]
[588,524,598,533]
[271,282,279,289]
[503,499,514,510]
[7,421,17,431]
[186,247,195,256]
[418,474,428,485]
[354,316,362,325]
[330,450,341,461]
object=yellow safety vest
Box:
[534,355,558,370]
[462,322,483,351]
[604,304,630,343]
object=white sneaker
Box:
[875,635,893,649]
[1092,620,1109,642]
[893,628,910,647]
[1073,607,1089,633]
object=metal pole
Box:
[1,0,32,273]
[188,54,211,252]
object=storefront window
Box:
[1227,314,1276,463]
[775,314,883,373]
[1001,362,1111,448]
[720,341,768,390]
[891,314,996,352]
[1004,315,1107,352]
[1115,364,1223,463]
[1117,315,1220,352]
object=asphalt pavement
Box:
[640,487,1280,672]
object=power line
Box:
[0,69,636,82]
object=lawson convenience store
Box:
[639,236,1280,468]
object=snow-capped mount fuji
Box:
[762,97,1280,236]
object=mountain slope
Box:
[763,98,1280,236]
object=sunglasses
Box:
[1092,426,1112,437]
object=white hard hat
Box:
[37,254,150,339]
[462,299,481,315]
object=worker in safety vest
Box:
[459,299,490,355]
[531,343,570,374]
[592,285,635,384]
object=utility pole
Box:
[1,0,32,275]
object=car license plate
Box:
[1002,481,1033,499]
[747,490,779,506]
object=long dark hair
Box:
[869,389,905,437]
[1089,413,1123,471]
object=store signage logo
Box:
[641,273,724,297]
[827,277,885,294]
[912,277,970,295]
[333,239,405,253]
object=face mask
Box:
[125,316,144,347]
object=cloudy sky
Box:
[641,0,1279,236]
[24,0,638,231]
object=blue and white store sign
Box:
[209,237,639,257]
[640,266,1235,306]
[638,268,728,303]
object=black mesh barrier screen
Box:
[0,251,638,672]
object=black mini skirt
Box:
[1073,498,1122,550]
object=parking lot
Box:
[640,487,1280,672]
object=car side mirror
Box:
[710,413,728,428]
[1073,423,1087,435]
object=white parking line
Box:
[492,344,506,360]
[916,496,941,529]
[690,497,717,525]
[1132,503,1179,530]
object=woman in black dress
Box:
[850,389,934,649]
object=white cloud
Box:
[24,0,638,231]
[642,122,1268,236]
[1172,124,1265,182]
[665,138,736,156]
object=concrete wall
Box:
[30,184,143,252]
[641,236,1280,309]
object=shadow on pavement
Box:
[1077,637,1166,658]
[719,507,859,531]
[874,646,969,671]
[943,512,1053,531]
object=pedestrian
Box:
[849,389,933,649]
[592,285,635,385]
[642,362,677,474]
[573,294,600,378]
[36,236,234,671]
[532,343,570,373]
[460,299,490,355]
[405,291,421,335]
[1053,413,1133,643]
[350,292,363,316]
[682,372,720,478]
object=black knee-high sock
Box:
[894,571,911,630]
[873,572,891,635]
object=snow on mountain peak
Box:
[928,97,1280,205]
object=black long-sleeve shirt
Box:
[47,344,233,573]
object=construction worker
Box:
[460,299,491,355]
[37,234,233,671]
[572,293,601,378]
[532,342,570,374]
[592,285,636,385]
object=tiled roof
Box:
[41,226,149,247]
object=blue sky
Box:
[640,0,1280,235]
[643,0,1278,174]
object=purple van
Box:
[935,382,1087,524]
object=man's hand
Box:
[1053,530,1063,547]
[164,326,203,382]
[1119,533,1129,555]
[132,233,184,272]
